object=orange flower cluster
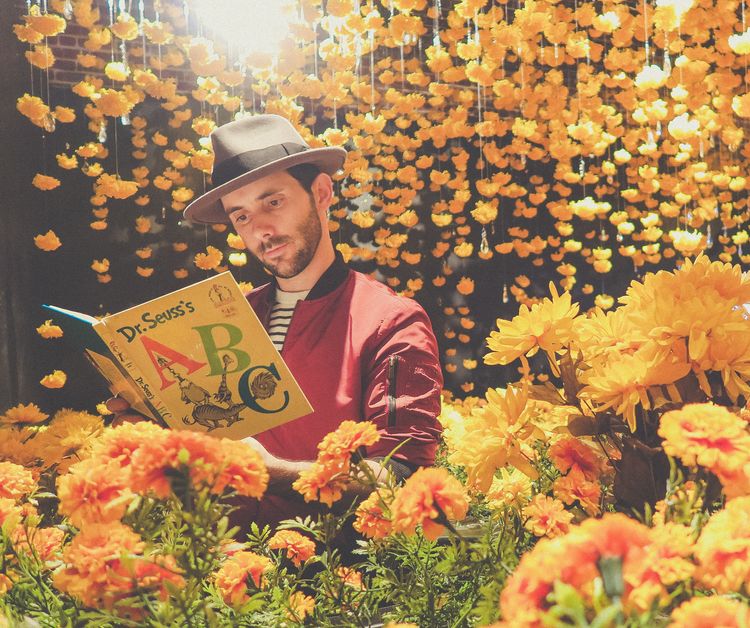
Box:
[659,403,750,499]
[693,496,750,594]
[53,522,184,611]
[56,422,268,528]
[670,596,750,627]
[353,489,392,539]
[499,514,694,625]
[287,591,315,621]
[0,461,37,500]
[214,550,272,607]
[549,436,609,516]
[267,529,316,567]
[293,420,380,506]
[390,467,469,540]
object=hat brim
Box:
[183,146,347,224]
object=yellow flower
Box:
[56,153,78,169]
[729,29,750,55]
[32,174,61,191]
[485,282,579,368]
[1,402,48,426]
[16,94,49,126]
[522,494,573,538]
[104,61,129,81]
[194,246,223,270]
[33,230,62,251]
[580,344,690,432]
[634,65,669,90]
[25,44,55,69]
[135,216,152,234]
[485,467,533,511]
[40,370,66,389]
[445,386,543,492]
[470,201,498,224]
[36,320,63,338]
[94,89,134,117]
[110,12,138,40]
[453,242,474,257]
[25,5,66,37]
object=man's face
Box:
[222,170,323,279]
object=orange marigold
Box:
[353,489,392,539]
[211,438,268,498]
[57,457,134,527]
[694,496,750,593]
[0,461,36,500]
[500,514,654,623]
[390,467,469,540]
[12,525,65,562]
[316,419,380,466]
[548,436,608,481]
[90,421,165,466]
[670,596,750,627]
[215,551,272,607]
[292,459,350,507]
[268,530,316,567]
[53,522,183,610]
[659,403,750,498]
[0,498,23,532]
[130,429,222,498]
[552,468,601,516]
[522,494,573,539]
[287,591,315,621]
[337,566,365,590]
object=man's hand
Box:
[241,436,387,498]
[104,397,149,427]
[241,436,310,495]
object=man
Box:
[124,114,444,526]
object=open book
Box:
[44,272,312,439]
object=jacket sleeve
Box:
[361,300,443,468]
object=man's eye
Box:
[233,214,248,224]
[269,198,282,208]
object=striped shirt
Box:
[268,288,309,352]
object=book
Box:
[44,272,313,439]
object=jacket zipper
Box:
[387,355,399,427]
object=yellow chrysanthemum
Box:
[485,282,579,368]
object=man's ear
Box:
[311,172,334,212]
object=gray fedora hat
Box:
[183,114,346,224]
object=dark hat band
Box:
[212,142,308,187]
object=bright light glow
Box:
[193,0,292,56]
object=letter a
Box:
[140,335,206,390]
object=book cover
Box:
[46,273,313,439]
[42,304,163,423]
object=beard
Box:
[253,201,322,279]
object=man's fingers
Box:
[105,396,132,414]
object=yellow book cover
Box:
[48,272,312,440]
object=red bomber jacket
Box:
[240,254,443,527]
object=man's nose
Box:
[252,216,276,241]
